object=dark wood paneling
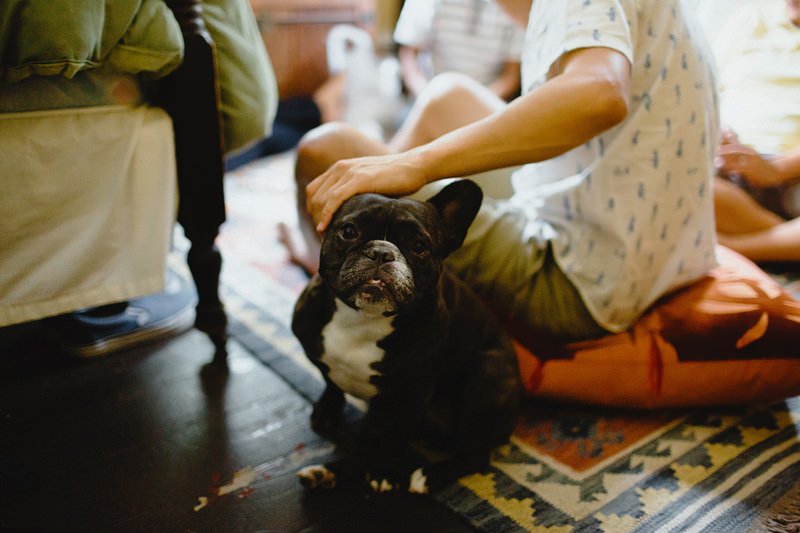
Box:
[250,0,376,98]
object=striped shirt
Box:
[393,0,525,86]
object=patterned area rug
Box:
[443,400,800,531]
[212,153,800,532]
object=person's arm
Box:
[717,142,800,187]
[493,0,532,27]
[398,45,429,98]
[488,60,521,101]
[773,148,800,182]
[307,46,631,231]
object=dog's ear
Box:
[426,179,483,257]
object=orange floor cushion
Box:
[512,247,800,408]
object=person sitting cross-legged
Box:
[282,0,720,344]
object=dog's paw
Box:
[297,464,336,490]
[367,475,400,493]
[408,468,429,495]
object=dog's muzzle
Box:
[340,240,415,313]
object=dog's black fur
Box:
[292,180,521,494]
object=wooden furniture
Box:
[249,0,375,98]
[0,1,228,364]
[162,0,228,364]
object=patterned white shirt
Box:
[393,0,525,86]
[510,0,720,332]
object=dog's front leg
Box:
[358,400,415,493]
[310,376,345,435]
[297,402,403,492]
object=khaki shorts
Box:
[413,169,606,342]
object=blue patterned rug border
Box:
[222,283,322,402]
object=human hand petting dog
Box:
[305,149,431,233]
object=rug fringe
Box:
[760,481,800,533]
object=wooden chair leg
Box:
[163,0,229,364]
[186,232,228,363]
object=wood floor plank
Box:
[0,324,472,531]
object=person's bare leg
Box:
[718,217,800,262]
[389,72,505,152]
[713,177,800,261]
[714,177,784,234]
[312,73,346,123]
[281,122,391,275]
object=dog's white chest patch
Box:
[320,299,394,400]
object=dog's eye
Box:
[339,223,358,241]
[411,239,428,256]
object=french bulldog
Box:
[292,179,521,495]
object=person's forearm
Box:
[304,47,630,231]
[407,66,629,183]
[493,0,532,27]
[772,146,800,184]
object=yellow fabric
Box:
[712,0,800,153]
[201,0,278,153]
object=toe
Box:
[297,464,336,489]
[408,468,429,495]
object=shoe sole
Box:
[66,304,196,358]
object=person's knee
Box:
[297,122,357,163]
[714,177,754,208]
[295,122,358,187]
[423,72,479,103]
[414,73,477,117]
[408,72,498,139]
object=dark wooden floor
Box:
[0,324,474,532]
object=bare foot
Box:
[312,73,346,123]
[277,222,320,277]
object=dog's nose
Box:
[364,241,399,264]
